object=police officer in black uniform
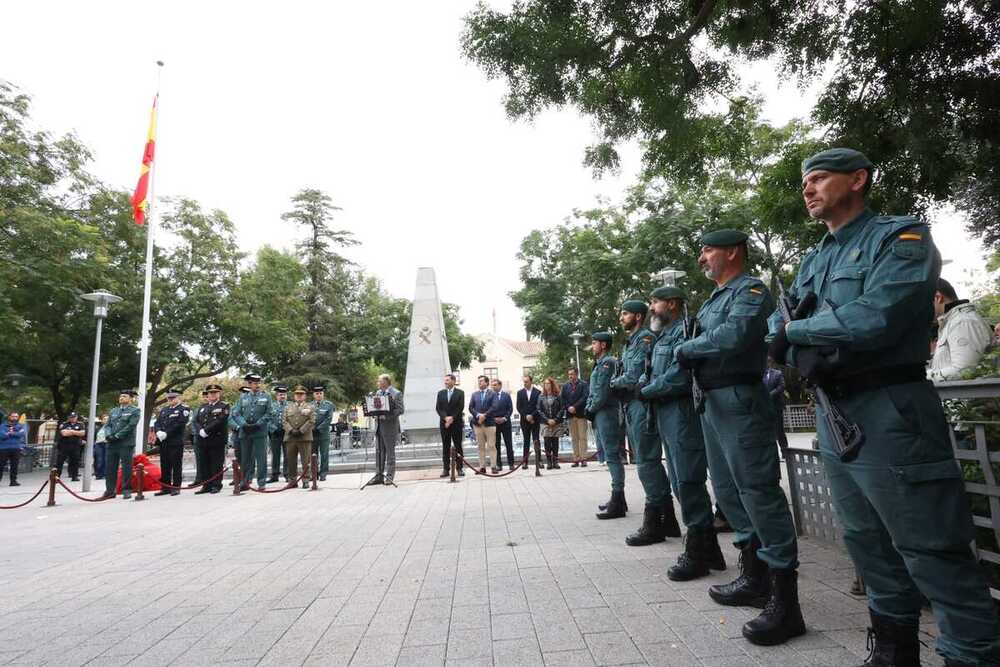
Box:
[55,412,86,481]
[194,383,229,494]
[153,390,190,496]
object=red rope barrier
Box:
[246,472,308,493]
[456,453,528,478]
[54,478,116,502]
[156,465,230,491]
[0,479,50,509]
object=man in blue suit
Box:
[516,375,541,471]
[560,368,590,466]
[468,375,497,474]
[491,379,515,472]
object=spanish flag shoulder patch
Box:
[898,232,922,241]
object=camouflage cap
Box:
[801,148,873,177]
[650,286,685,301]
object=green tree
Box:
[462,1,1000,243]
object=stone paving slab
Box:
[0,463,944,666]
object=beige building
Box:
[457,336,545,398]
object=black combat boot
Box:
[598,495,628,512]
[742,568,806,646]
[708,536,769,608]
[668,527,727,581]
[595,490,627,519]
[854,609,920,666]
[625,504,666,546]
[661,500,682,538]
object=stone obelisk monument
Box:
[402,267,451,443]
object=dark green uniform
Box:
[675,273,798,569]
[640,317,714,531]
[586,353,623,492]
[229,390,273,486]
[777,208,1000,664]
[312,399,334,477]
[269,398,287,480]
[104,404,140,497]
[610,327,671,507]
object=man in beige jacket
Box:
[283,386,315,488]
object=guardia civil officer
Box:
[267,386,288,483]
[190,389,208,485]
[587,332,627,520]
[769,148,1000,665]
[100,390,141,500]
[229,374,273,490]
[194,384,229,494]
[153,390,190,496]
[673,229,803,646]
[311,386,334,481]
[609,300,681,544]
[639,286,726,580]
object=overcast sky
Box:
[3,1,988,340]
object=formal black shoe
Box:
[742,568,806,646]
[99,491,115,499]
[662,500,682,538]
[492,466,500,473]
[10,481,20,487]
[71,477,80,481]
[852,609,920,666]
[229,480,236,486]
[154,489,171,496]
[122,491,132,499]
[170,490,180,496]
[625,504,666,546]
[95,476,104,480]
[552,461,561,469]
[478,467,486,474]
[708,537,769,608]
[239,483,251,491]
[571,462,580,468]
[581,461,588,467]
[319,474,326,481]
[267,476,279,483]
[194,487,211,494]
[209,487,221,493]
[596,490,627,519]
[440,471,450,478]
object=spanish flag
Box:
[130,95,157,225]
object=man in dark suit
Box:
[561,367,591,466]
[436,374,465,478]
[468,375,498,474]
[491,379,515,472]
[516,375,541,471]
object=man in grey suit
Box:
[373,373,404,484]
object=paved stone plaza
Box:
[0,464,943,666]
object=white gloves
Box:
[199,428,208,438]
[156,431,167,442]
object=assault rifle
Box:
[776,286,865,463]
[682,303,705,414]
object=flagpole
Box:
[135,60,164,455]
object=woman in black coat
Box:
[538,378,565,469]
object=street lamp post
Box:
[570,332,584,379]
[651,268,686,287]
[80,291,122,492]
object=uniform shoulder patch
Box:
[898,232,922,241]
[642,336,653,344]
[749,287,763,295]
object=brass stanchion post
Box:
[46,468,57,507]
[232,460,242,496]
[134,463,145,501]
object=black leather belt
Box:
[698,374,761,390]
[820,364,926,399]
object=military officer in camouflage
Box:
[100,389,141,500]
[674,229,803,646]
[587,332,627,520]
[311,386,334,481]
[609,299,681,545]
[639,286,726,581]
[267,385,288,483]
[229,373,274,490]
[769,148,1000,666]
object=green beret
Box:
[801,148,873,177]
[591,331,613,343]
[700,229,748,247]
[621,299,648,316]
[650,286,685,301]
